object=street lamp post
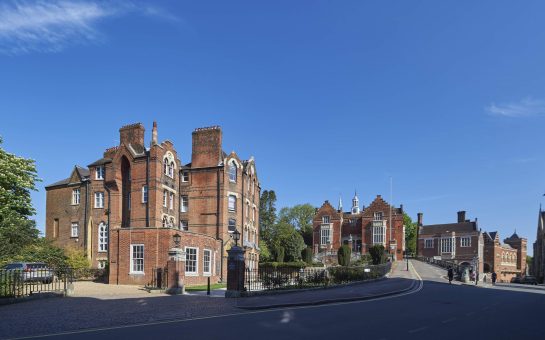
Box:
[232,229,241,247]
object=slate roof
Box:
[75,166,89,178]
[420,221,477,235]
[45,165,89,189]
[45,177,71,188]
[88,158,112,167]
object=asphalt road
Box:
[14,261,545,340]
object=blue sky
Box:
[1,0,544,254]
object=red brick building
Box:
[312,194,405,261]
[417,211,484,273]
[483,231,527,283]
[45,122,260,285]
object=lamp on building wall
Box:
[233,229,241,247]
[173,233,181,248]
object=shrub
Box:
[337,245,352,266]
[259,261,306,269]
[302,247,313,264]
[369,245,386,265]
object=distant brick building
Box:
[45,122,260,285]
[312,194,405,261]
[417,211,527,282]
[483,231,527,283]
[417,211,484,273]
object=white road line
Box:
[7,263,425,340]
[408,326,428,333]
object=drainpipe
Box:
[217,167,223,281]
[146,151,150,228]
[83,178,89,257]
[104,184,111,283]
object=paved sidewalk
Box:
[236,260,419,310]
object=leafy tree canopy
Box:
[403,213,417,255]
[278,203,315,246]
[0,137,40,220]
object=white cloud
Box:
[485,97,545,118]
[0,1,174,55]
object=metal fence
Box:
[244,262,392,292]
[148,267,169,289]
[0,268,74,299]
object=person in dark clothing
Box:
[447,267,454,284]
[492,272,497,285]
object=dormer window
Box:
[96,166,105,180]
[373,212,383,221]
[322,216,330,224]
[229,161,237,182]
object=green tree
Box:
[278,204,315,246]
[269,220,306,262]
[302,247,313,264]
[369,244,386,265]
[0,137,42,263]
[0,137,40,219]
[403,213,417,255]
[258,242,273,262]
[11,239,67,268]
[259,190,277,244]
[0,211,40,264]
[337,245,352,266]
[65,247,91,270]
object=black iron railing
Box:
[0,268,74,299]
[244,262,392,292]
[148,267,169,289]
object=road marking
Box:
[441,318,456,324]
[7,262,425,340]
[408,326,428,333]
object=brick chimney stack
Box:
[151,121,158,146]
[417,213,423,226]
[191,126,223,168]
[457,211,466,223]
[119,123,145,147]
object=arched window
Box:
[98,222,108,252]
[169,162,175,178]
[229,161,237,182]
[169,217,175,228]
[163,159,168,175]
[162,216,168,228]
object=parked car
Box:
[2,262,55,284]
[510,276,521,284]
[520,276,538,285]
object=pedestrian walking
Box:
[447,267,454,284]
[492,272,497,285]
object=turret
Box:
[351,191,360,214]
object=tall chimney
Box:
[191,126,223,168]
[417,213,423,226]
[119,123,145,147]
[151,121,158,146]
[457,211,466,223]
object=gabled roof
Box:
[45,165,89,189]
[75,166,89,179]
